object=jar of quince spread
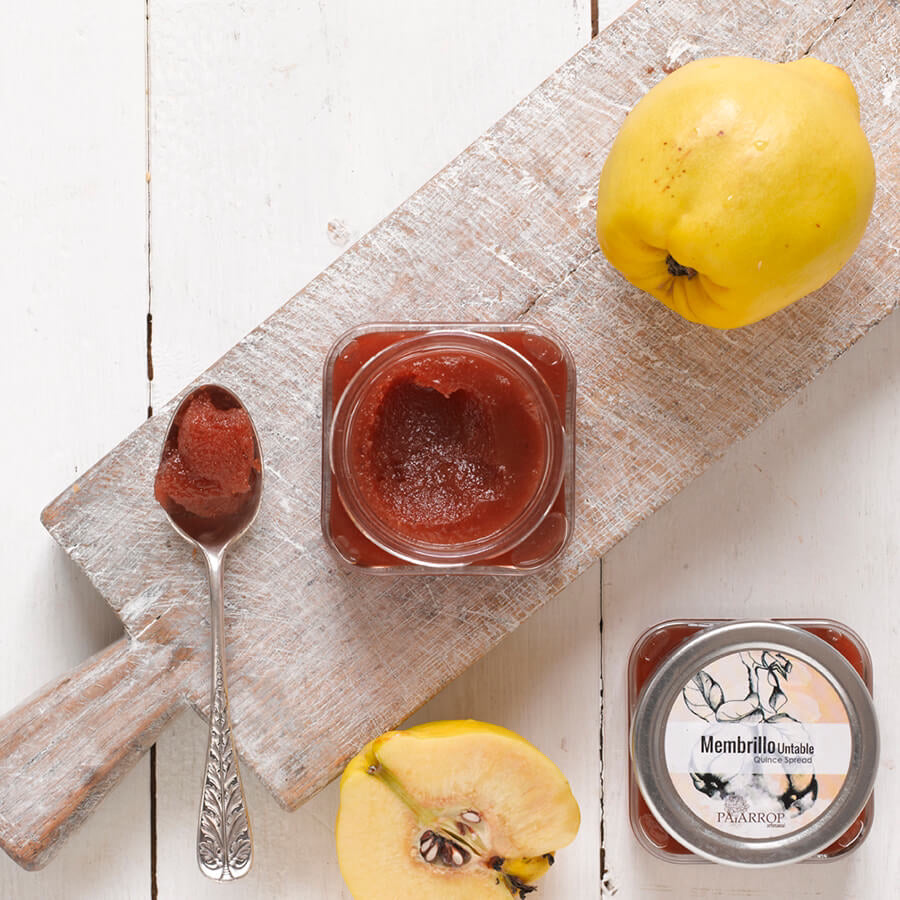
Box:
[629,619,878,866]
[322,323,575,573]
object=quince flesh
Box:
[595,56,875,328]
[335,720,580,899]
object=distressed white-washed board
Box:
[2,0,898,876]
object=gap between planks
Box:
[145,2,157,898]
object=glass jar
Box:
[322,323,575,574]
[628,619,878,866]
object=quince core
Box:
[335,720,580,899]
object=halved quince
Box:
[335,720,580,899]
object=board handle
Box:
[0,635,192,870]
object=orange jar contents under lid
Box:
[628,619,878,866]
[322,324,575,573]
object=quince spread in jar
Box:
[349,348,545,545]
[324,325,575,573]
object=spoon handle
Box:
[197,549,253,880]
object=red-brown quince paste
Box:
[155,389,260,519]
[349,351,546,544]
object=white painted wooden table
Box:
[1,2,897,897]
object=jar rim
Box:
[329,329,565,566]
[630,619,879,867]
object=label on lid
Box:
[664,648,852,838]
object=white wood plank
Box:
[0,0,148,700]
[602,308,900,897]
[0,0,150,891]
[149,1,604,894]
[147,0,596,406]
[155,566,601,898]
[0,761,151,900]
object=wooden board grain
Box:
[2,0,898,871]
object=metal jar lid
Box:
[631,620,879,866]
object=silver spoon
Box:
[155,383,262,881]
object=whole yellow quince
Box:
[595,56,875,328]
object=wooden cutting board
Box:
[1,0,897,871]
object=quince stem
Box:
[666,254,697,279]
[366,761,485,859]
[366,762,432,823]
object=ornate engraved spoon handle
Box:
[196,549,253,881]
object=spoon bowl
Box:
[156,383,263,548]
[156,383,262,881]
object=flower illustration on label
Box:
[664,648,852,838]
[686,650,816,820]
